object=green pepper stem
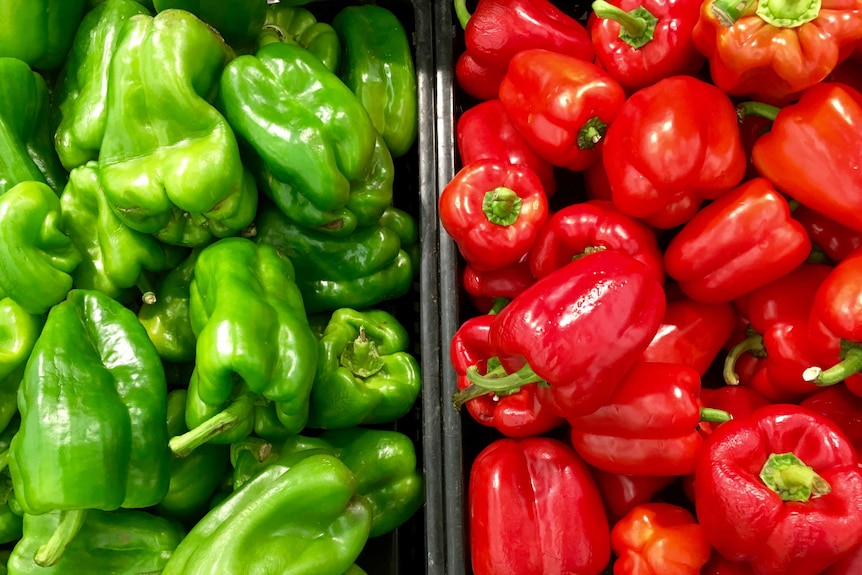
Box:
[803,344,862,386]
[591,1,658,48]
[700,407,733,423]
[760,452,831,502]
[737,100,781,123]
[453,0,472,29]
[723,331,766,385]
[452,361,544,410]
[136,274,156,306]
[340,326,384,378]
[483,188,523,226]
[756,0,821,28]
[488,297,510,315]
[577,117,609,150]
[710,0,758,26]
[168,391,257,458]
[35,509,88,567]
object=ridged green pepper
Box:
[0,181,81,315]
[0,299,43,434]
[219,41,394,235]
[333,5,418,158]
[163,452,371,575]
[0,0,87,71]
[0,418,23,546]
[257,4,340,72]
[255,204,413,313]
[153,0,267,50]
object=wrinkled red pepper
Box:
[469,436,611,575]
[462,258,535,315]
[663,177,811,304]
[602,75,746,229]
[793,204,862,264]
[498,49,627,171]
[694,404,862,575]
[590,468,675,523]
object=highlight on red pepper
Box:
[439,158,549,271]
[468,436,611,575]
[588,0,704,92]
[602,75,746,229]
[694,404,862,575]
[461,258,536,314]
[498,48,627,171]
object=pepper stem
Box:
[756,0,821,27]
[136,274,156,306]
[723,329,766,385]
[700,407,733,423]
[577,117,609,150]
[34,509,88,567]
[488,297,510,315]
[453,0,472,29]
[710,0,758,26]
[168,391,257,458]
[340,326,384,378]
[737,101,781,123]
[591,1,658,48]
[452,361,544,410]
[482,188,523,226]
[802,342,862,386]
[760,452,831,502]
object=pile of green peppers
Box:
[0,0,423,573]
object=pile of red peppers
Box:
[441,0,862,573]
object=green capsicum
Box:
[162,452,371,575]
[0,417,23,545]
[218,41,394,234]
[308,307,421,429]
[254,204,413,313]
[332,5,418,158]
[152,0,267,51]
[257,4,341,71]
[379,205,421,278]
[0,0,87,70]
[0,181,81,315]
[8,289,171,565]
[0,299,43,434]
[97,9,257,243]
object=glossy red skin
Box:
[699,386,771,421]
[456,99,557,196]
[611,502,711,575]
[568,361,708,476]
[752,83,862,233]
[585,158,614,201]
[439,158,549,271]
[799,386,862,454]
[489,249,666,417]
[455,51,508,102]
[590,467,675,522]
[823,542,862,575]
[498,49,627,171]
[451,314,564,438]
[603,75,746,229]
[793,204,862,263]
[694,404,862,575]
[663,178,811,304]
[588,0,704,92]
[468,436,611,575]
[462,258,536,314]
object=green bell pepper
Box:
[232,427,424,537]
[0,0,87,71]
[344,566,368,575]
[162,452,371,575]
[0,181,81,315]
[308,308,421,429]
[0,299,43,434]
[332,5,418,158]
[7,508,184,575]
[0,57,68,195]
[0,417,23,545]
[153,0,268,51]
[9,289,171,563]
[255,204,413,313]
[98,9,256,243]
[219,41,394,234]
[53,0,152,171]
[379,204,421,278]
[257,4,340,72]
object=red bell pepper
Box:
[663,177,811,304]
[610,502,712,575]
[691,0,862,104]
[585,158,614,202]
[588,0,704,92]
[793,204,862,264]
[462,258,536,315]
[468,436,611,575]
[826,55,862,93]
[456,99,557,197]
[799,386,862,455]
[439,158,549,271]
[746,82,862,234]
[823,543,862,575]
[498,49,627,171]
[590,468,675,523]
[453,0,594,102]
[602,75,747,229]
[461,249,666,417]
[450,314,564,438]
[527,199,665,284]
[701,553,757,575]
[695,404,862,575]
[568,361,731,476]
[699,385,771,421]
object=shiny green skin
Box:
[0,0,87,70]
[257,4,340,72]
[333,5,418,158]
[7,508,184,575]
[0,299,43,434]
[153,0,267,50]
[0,58,68,195]
[0,418,23,545]
[255,204,413,313]
[219,41,394,233]
[308,308,421,429]
[53,0,152,171]
[0,182,81,315]
[9,289,171,515]
[163,453,371,575]
[232,427,424,537]
[98,9,256,243]
[380,205,421,276]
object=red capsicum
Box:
[590,468,675,523]
[459,249,666,418]
[701,554,757,575]
[691,0,862,104]
[700,385,771,421]
[568,361,730,476]
[663,177,811,304]
[461,258,536,315]
[823,543,862,575]
[793,204,862,264]
[799,386,862,455]
[439,158,549,271]
[588,0,704,92]
[694,404,862,575]
[527,199,665,284]
[453,0,595,102]
[610,502,712,575]
[469,436,611,575]
[498,49,627,172]
[602,75,747,229]
[745,82,862,234]
[450,314,564,438]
